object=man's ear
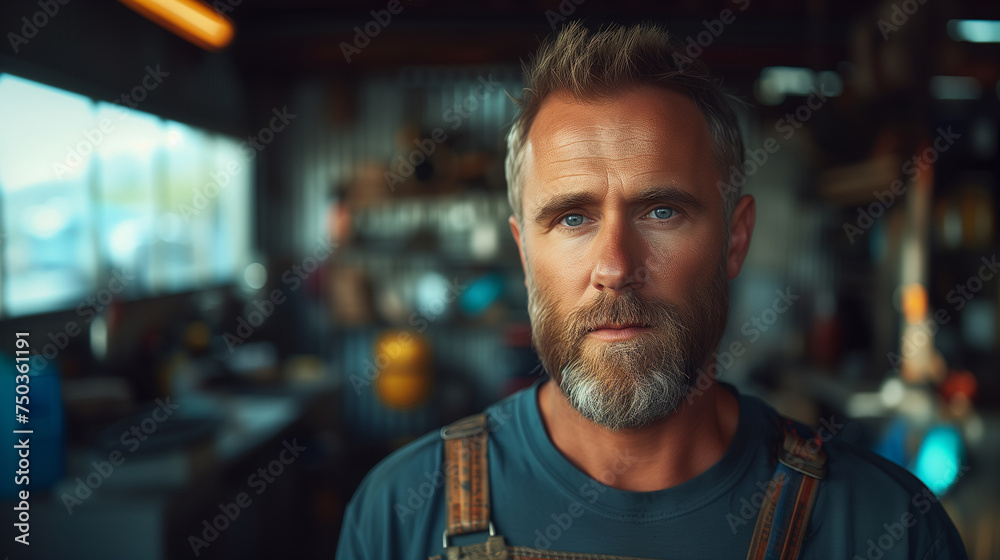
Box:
[509,215,530,290]
[726,194,756,280]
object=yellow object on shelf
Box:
[373,331,433,410]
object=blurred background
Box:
[0,0,998,558]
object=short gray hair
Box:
[505,22,745,228]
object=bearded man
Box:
[336,22,967,560]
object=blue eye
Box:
[561,214,585,227]
[649,207,675,220]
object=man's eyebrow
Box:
[533,191,602,225]
[532,185,705,225]
[631,185,706,213]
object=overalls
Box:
[429,411,826,560]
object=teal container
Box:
[1,351,65,498]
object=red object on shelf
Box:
[940,370,977,403]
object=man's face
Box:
[509,85,742,430]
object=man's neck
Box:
[536,368,740,492]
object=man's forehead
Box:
[521,87,717,208]
[528,86,708,143]
[532,122,665,161]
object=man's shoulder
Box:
[738,390,949,502]
[355,428,444,501]
[743,393,966,558]
[823,426,963,502]
[814,428,966,558]
[335,424,446,559]
[347,385,530,506]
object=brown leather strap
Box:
[779,475,820,559]
[746,420,826,560]
[442,413,491,539]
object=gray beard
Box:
[558,358,692,431]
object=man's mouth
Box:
[586,323,652,341]
[588,323,648,331]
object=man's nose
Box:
[590,216,644,292]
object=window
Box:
[0,73,253,317]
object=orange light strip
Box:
[901,283,928,325]
[118,0,234,51]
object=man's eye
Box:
[561,214,586,227]
[648,207,676,220]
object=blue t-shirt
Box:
[335,379,967,560]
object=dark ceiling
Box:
[200,0,998,88]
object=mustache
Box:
[529,272,729,383]
[565,290,686,342]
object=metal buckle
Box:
[440,414,488,440]
[442,522,496,549]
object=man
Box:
[335,22,967,560]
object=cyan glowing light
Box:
[415,272,451,320]
[948,19,1000,43]
[911,425,964,496]
[459,273,503,316]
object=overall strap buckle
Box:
[438,413,500,559]
[746,417,828,560]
